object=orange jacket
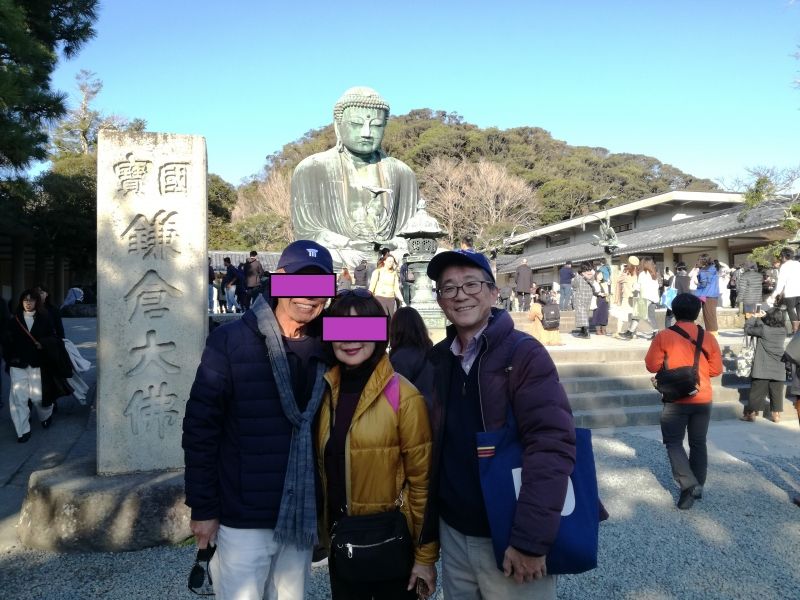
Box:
[645,323,723,404]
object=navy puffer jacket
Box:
[182,308,326,528]
[421,309,576,556]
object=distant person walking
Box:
[2,290,58,443]
[590,270,610,336]
[369,254,404,317]
[736,262,765,317]
[221,257,240,313]
[559,261,574,310]
[514,258,533,312]
[621,257,659,340]
[572,261,595,338]
[208,258,216,312]
[645,293,723,510]
[740,307,787,422]
[353,259,369,289]
[693,254,720,335]
[337,267,353,291]
[244,251,265,310]
[664,262,691,328]
[768,247,800,333]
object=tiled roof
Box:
[500,199,791,273]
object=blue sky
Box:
[48,0,800,189]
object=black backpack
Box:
[542,304,560,330]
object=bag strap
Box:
[666,324,705,377]
[15,315,41,348]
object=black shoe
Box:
[17,432,31,444]
[620,331,634,340]
[691,485,703,500]
[678,488,696,509]
[41,417,52,429]
[573,329,590,339]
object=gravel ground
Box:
[2,428,798,599]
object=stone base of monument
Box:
[17,409,191,553]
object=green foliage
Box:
[0,0,99,170]
[234,213,292,251]
[207,173,237,220]
[208,215,248,250]
[32,152,96,269]
[748,242,785,267]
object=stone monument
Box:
[397,198,447,330]
[17,131,206,551]
[291,86,418,267]
[96,131,207,474]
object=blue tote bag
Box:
[476,411,602,575]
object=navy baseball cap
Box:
[427,249,495,283]
[277,240,333,274]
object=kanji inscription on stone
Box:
[126,330,180,377]
[124,270,183,322]
[124,382,180,439]
[113,152,152,194]
[159,162,189,194]
[121,210,180,259]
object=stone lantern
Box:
[397,198,447,330]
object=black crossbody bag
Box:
[654,325,705,403]
[327,390,413,583]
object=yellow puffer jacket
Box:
[316,354,438,565]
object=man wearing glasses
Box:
[420,249,576,599]
[183,240,333,600]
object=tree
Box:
[0,0,99,171]
[421,157,540,250]
[231,168,293,248]
[27,71,145,278]
[208,173,237,220]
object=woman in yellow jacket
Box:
[316,290,437,599]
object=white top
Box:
[23,311,35,330]
[772,259,800,299]
[637,272,660,303]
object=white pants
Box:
[440,519,557,600]
[9,366,53,437]
[208,525,311,600]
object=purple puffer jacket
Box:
[420,308,576,556]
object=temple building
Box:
[499,191,793,285]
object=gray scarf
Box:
[252,295,327,548]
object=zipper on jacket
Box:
[477,333,488,431]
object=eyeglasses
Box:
[436,281,494,299]
[336,288,373,298]
[188,544,216,596]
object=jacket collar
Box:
[324,354,394,423]
[432,308,515,362]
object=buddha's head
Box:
[333,86,390,158]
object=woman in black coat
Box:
[388,307,434,404]
[741,307,787,422]
[34,284,65,339]
[3,289,57,442]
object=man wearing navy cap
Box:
[184,240,333,600]
[419,249,576,599]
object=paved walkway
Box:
[1,319,798,599]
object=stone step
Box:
[573,400,743,429]
[560,373,749,395]
[565,383,749,411]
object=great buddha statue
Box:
[291,86,418,266]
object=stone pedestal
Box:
[18,409,191,552]
[408,260,447,330]
[96,131,207,475]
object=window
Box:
[616,222,633,233]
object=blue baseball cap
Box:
[277,240,333,274]
[427,249,495,283]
